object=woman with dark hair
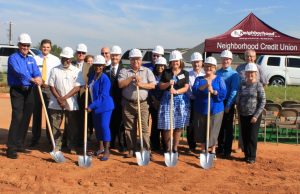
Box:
[87,55,114,161]
[149,57,167,151]
[158,50,190,153]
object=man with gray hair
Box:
[118,48,156,158]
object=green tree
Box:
[51,44,62,57]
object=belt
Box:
[124,98,147,104]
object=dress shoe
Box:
[29,141,39,147]
[124,150,134,158]
[100,156,109,161]
[7,149,18,159]
[16,148,31,153]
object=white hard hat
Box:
[129,48,142,58]
[155,57,167,65]
[220,49,233,59]
[60,47,74,58]
[93,55,106,65]
[76,43,87,53]
[110,45,122,55]
[191,52,203,62]
[169,50,182,62]
[245,63,258,72]
[204,57,217,66]
[18,33,32,44]
[152,45,164,55]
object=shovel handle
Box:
[84,85,89,157]
[37,85,56,150]
[170,85,174,154]
[206,91,211,152]
[136,85,144,151]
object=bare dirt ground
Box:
[0,93,299,193]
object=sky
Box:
[0,0,299,55]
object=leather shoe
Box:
[7,149,18,159]
[124,150,134,158]
[29,141,39,147]
[16,148,31,153]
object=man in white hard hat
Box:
[48,47,85,154]
[72,43,92,147]
[186,52,205,153]
[143,45,164,71]
[216,50,240,158]
[104,45,126,152]
[73,43,88,71]
[6,33,42,159]
[101,47,111,66]
[118,48,156,158]
[31,39,61,147]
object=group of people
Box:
[6,33,266,165]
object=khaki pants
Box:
[122,100,150,151]
[49,109,79,150]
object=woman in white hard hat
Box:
[158,50,190,154]
[149,56,167,151]
[236,63,266,164]
[186,52,205,153]
[87,55,115,161]
[192,57,227,159]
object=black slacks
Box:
[110,103,126,149]
[7,87,35,150]
[239,114,262,160]
[32,86,51,143]
[186,100,196,150]
[217,103,235,155]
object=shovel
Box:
[78,85,92,168]
[135,85,150,166]
[200,91,215,169]
[164,85,178,167]
[37,85,65,163]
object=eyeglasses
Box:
[101,52,109,55]
[77,51,86,55]
[20,43,30,47]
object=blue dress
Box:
[88,73,114,142]
[157,69,190,130]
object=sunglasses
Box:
[77,51,86,55]
[20,43,30,47]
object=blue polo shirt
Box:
[216,66,240,109]
[7,51,41,87]
[143,62,154,71]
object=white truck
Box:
[256,55,300,86]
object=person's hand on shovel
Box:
[86,107,92,113]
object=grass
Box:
[265,86,300,103]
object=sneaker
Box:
[7,149,18,159]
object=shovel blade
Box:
[50,151,65,163]
[200,153,214,169]
[78,155,92,168]
[135,151,150,166]
[164,152,178,167]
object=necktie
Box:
[111,67,116,79]
[41,57,47,82]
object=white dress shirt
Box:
[34,53,60,85]
[110,63,119,75]
[48,64,84,111]
[188,70,205,99]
